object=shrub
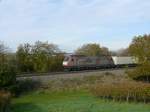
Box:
[91,81,150,103]
[13,79,41,96]
[0,91,11,112]
[127,66,150,82]
[0,64,16,90]
[42,78,84,92]
[48,55,64,72]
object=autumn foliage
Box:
[91,81,150,103]
[128,34,150,82]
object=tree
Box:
[16,41,63,73]
[48,54,64,72]
[128,34,150,82]
[116,48,130,56]
[110,51,117,56]
[75,43,103,56]
[31,41,61,72]
[129,34,150,62]
[75,43,110,56]
[0,42,8,66]
[0,42,16,91]
[16,43,33,72]
[31,41,60,55]
[101,47,111,56]
[110,48,130,56]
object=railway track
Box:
[17,67,133,78]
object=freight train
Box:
[62,54,137,71]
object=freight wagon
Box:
[112,56,137,67]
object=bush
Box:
[12,79,41,96]
[91,81,150,103]
[0,91,11,112]
[127,66,150,82]
[0,64,16,90]
[48,55,64,72]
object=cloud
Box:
[0,0,150,52]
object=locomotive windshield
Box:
[64,57,69,61]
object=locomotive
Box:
[62,54,137,71]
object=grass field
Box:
[12,90,150,112]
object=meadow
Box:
[11,73,150,112]
[12,90,150,112]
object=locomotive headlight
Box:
[63,61,68,66]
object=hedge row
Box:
[127,66,150,82]
[0,91,11,112]
[91,81,150,103]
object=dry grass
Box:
[39,72,125,92]
[91,81,150,103]
[0,90,11,112]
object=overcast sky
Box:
[0,0,150,52]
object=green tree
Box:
[128,34,150,82]
[75,43,103,56]
[101,47,111,56]
[0,42,8,66]
[0,42,16,91]
[48,54,64,72]
[16,43,33,72]
[129,35,150,62]
[31,41,61,72]
[16,41,63,73]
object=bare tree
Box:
[116,48,130,56]
[0,41,8,65]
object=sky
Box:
[0,0,150,52]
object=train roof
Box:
[64,53,137,58]
[65,54,112,57]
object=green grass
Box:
[12,90,150,112]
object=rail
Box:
[17,67,134,78]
